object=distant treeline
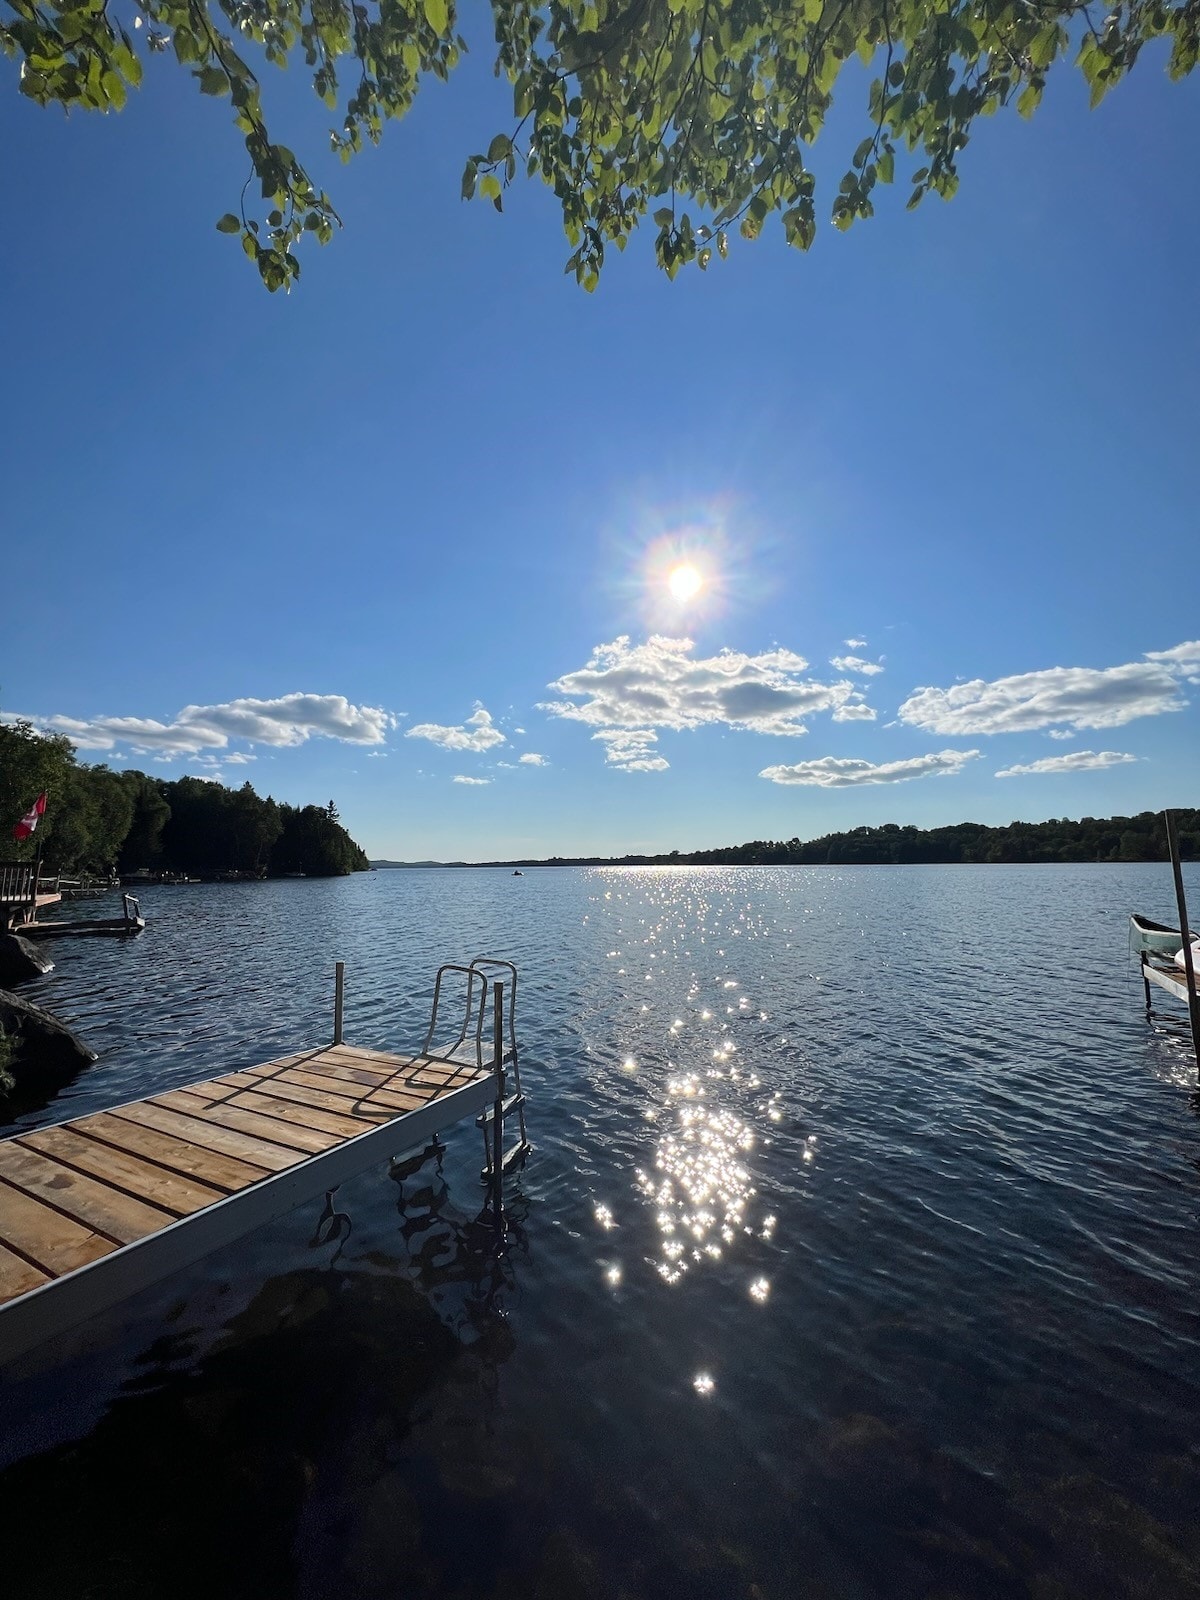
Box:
[375,810,1200,868]
[1,718,369,877]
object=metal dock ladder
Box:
[420,956,531,1208]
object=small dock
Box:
[0,960,529,1365]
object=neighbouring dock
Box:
[0,960,529,1365]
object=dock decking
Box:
[0,1041,502,1364]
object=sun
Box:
[668,563,704,604]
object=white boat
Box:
[1129,913,1183,954]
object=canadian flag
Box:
[13,792,47,842]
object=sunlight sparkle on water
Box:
[693,1372,715,1396]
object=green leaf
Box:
[423,0,448,34]
[486,132,511,162]
[197,65,227,96]
[216,213,241,233]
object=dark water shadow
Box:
[0,1149,528,1600]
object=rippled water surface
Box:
[3,865,1200,1600]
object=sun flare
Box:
[668,563,704,603]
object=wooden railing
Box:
[0,862,36,904]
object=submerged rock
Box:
[0,987,96,1099]
[0,933,53,989]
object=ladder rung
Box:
[500,1141,531,1173]
[481,1141,531,1182]
[476,1092,525,1128]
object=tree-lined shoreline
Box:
[372,811,1200,869]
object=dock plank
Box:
[269,1059,397,1090]
[18,1126,226,1217]
[114,1102,305,1173]
[150,1094,339,1155]
[0,1144,174,1246]
[231,1090,387,1140]
[0,1180,117,1276]
[0,1242,51,1302]
[215,1069,367,1114]
[74,1111,271,1192]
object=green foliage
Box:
[0,716,368,876]
[4,0,1195,290]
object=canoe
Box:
[1129,913,1183,954]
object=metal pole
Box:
[1164,810,1200,1076]
[491,980,505,1218]
[333,960,345,1046]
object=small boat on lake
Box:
[1129,913,1183,954]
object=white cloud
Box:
[995,750,1139,778]
[3,695,396,758]
[1145,640,1200,683]
[844,638,868,649]
[222,752,256,765]
[898,647,1192,736]
[452,775,492,786]
[829,655,884,676]
[367,751,387,759]
[761,750,981,787]
[1047,730,1075,741]
[592,729,670,773]
[518,752,549,766]
[543,636,856,744]
[832,701,877,722]
[406,706,505,752]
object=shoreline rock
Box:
[0,933,55,989]
[0,988,96,1100]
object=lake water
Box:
[2,864,1199,1600]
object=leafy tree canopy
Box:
[5,0,1195,291]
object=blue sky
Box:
[2,33,1198,859]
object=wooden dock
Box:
[0,1018,516,1364]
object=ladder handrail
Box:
[419,963,491,1072]
[469,956,519,1070]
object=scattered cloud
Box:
[844,638,868,649]
[829,655,884,676]
[832,701,877,722]
[898,644,1196,735]
[452,774,492,786]
[1047,730,1075,741]
[222,752,256,765]
[592,729,670,773]
[995,750,1139,778]
[518,752,549,766]
[367,751,387,759]
[543,635,858,758]
[760,750,981,787]
[406,706,505,752]
[2,694,397,758]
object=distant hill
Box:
[370,859,466,868]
